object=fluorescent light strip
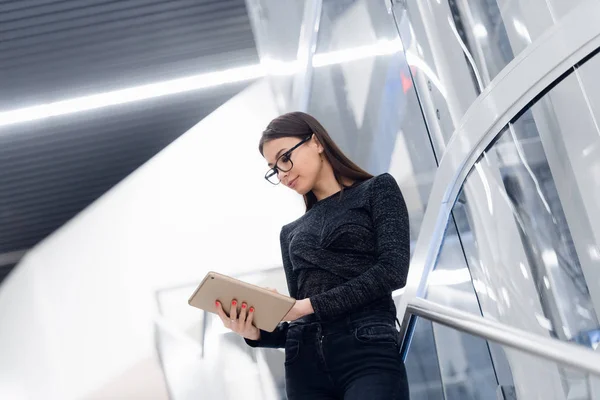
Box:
[0,65,264,127]
[0,40,404,128]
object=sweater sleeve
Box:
[244,322,289,348]
[309,173,410,320]
[244,226,297,348]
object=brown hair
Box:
[259,112,373,211]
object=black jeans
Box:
[284,311,410,400]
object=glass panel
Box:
[307,0,439,244]
[500,347,596,400]
[392,0,586,157]
[430,321,498,399]
[405,316,445,399]
[405,314,500,399]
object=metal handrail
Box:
[403,297,600,377]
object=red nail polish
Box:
[242,304,247,309]
[215,300,220,306]
[249,307,254,312]
[232,300,237,306]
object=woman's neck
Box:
[312,167,354,201]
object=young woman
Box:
[215,112,410,399]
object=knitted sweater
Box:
[246,173,410,348]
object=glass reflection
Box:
[307,0,439,244]
[392,0,587,157]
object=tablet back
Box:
[188,271,296,332]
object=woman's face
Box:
[263,136,323,194]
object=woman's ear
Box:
[312,134,324,153]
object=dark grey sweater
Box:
[246,173,410,348]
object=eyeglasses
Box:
[264,135,312,185]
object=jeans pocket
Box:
[354,323,400,346]
[285,339,301,365]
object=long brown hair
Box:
[259,112,373,211]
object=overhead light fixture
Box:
[0,39,405,128]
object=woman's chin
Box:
[292,184,307,195]
[288,178,311,195]
[297,187,312,196]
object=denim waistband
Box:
[288,309,399,336]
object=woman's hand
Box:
[283,298,314,321]
[215,300,260,341]
[266,287,314,322]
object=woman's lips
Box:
[288,176,299,188]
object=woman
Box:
[215,112,410,399]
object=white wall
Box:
[0,79,304,400]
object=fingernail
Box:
[215,301,220,306]
[232,300,237,306]
[249,307,254,312]
[242,304,247,309]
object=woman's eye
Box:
[281,155,291,163]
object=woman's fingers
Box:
[215,301,230,327]
[230,299,239,326]
[246,306,255,330]
[215,299,255,334]
[239,302,248,323]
